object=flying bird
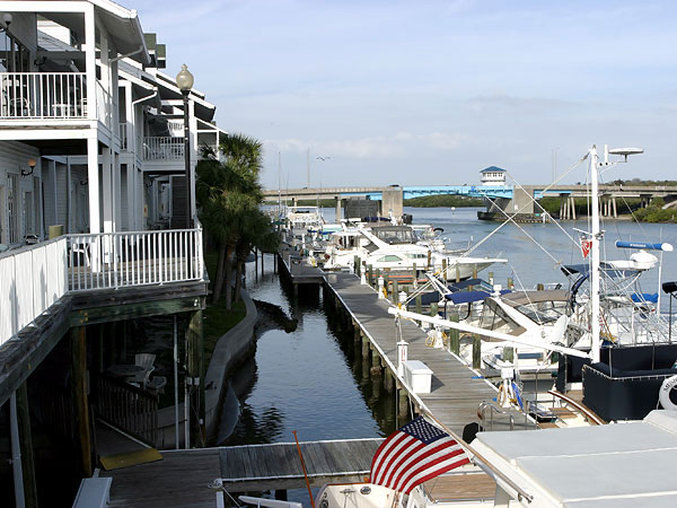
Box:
[316,156,331,161]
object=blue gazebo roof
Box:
[480,166,507,174]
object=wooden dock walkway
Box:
[325,272,531,435]
[277,246,325,292]
[102,439,382,507]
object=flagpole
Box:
[421,412,534,503]
[292,431,315,508]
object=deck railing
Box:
[0,72,87,119]
[0,238,68,347]
[0,228,203,346]
[143,136,184,160]
[68,228,203,291]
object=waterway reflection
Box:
[222,262,390,447]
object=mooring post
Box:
[472,334,482,369]
[398,386,409,421]
[449,313,460,355]
[393,280,399,305]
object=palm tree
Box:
[196,134,274,309]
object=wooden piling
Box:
[472,334,482,369]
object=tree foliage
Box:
[196,134,279,308]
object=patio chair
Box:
[145,375,167,394]
[135,353,156,377]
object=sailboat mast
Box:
[589,145,601,363]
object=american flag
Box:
[369,416,470,494]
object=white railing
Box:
[68,228,203,291]
[143,136,184,161]
[0,228,203,346]
[0,72,87,119]
[0,238,68,347]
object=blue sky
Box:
[129,0,677,190]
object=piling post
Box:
[412,263,417,288]
[17,383,38,507]
[393,280,399,305]
[503,346,514,363]
[488,271,494,286]
[368,265,374,286]
[430,302,438,317]
[415,294,422,314]
[384,370,394,393]
[456,266,461,283]
[398,386,409,421]
[472,334,482,369]
[507,277,514,289]
[449,312,460,355]
[71,326,92,476]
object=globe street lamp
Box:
[176,64,194,228]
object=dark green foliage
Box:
[403,194,484,207]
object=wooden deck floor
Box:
[102,439,383,506]
[326,272,531,435]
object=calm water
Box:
[224,207,677,500]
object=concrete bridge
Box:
[263,184,677,221]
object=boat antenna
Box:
[292,430,315,508]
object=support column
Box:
[570,196,577,220]
[186,309,205,448]
[72,326,92,476]
[86,136,100,233]
[17,383,38,508]
[612,196,617,218]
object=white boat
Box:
[323,224,506,281]
[285,205,325,232]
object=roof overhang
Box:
[4,0,150,65]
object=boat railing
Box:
[477,401,516,431]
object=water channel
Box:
[220,206,677,500]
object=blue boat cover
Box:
[444,289,511,304]
[631,293,658,303]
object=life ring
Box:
[659,375,677,410]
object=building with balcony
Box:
[0,2,224,506]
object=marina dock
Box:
[323,272,532,435]
[102,438,383,507]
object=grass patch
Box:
[201,247,249,367]
[203,297,247,368]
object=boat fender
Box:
[659,375,677,410]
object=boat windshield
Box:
[372,226,417,244]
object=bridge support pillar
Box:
[612,196,617,218]
[381,187,403,222]
[335,197,343,221]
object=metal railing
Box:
[68,228,203,291]
[143,136,184,160]
[0,228,203,345]
[0,238,68,347]
[0,72,87,119]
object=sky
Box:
[128,0,677,190]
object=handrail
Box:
[547,389,605,425]
[478,401,515,431]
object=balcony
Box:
[143,136,184,161]
[0,227,204,348]
[0,72,87,120]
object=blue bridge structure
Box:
[263,183,677,221]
